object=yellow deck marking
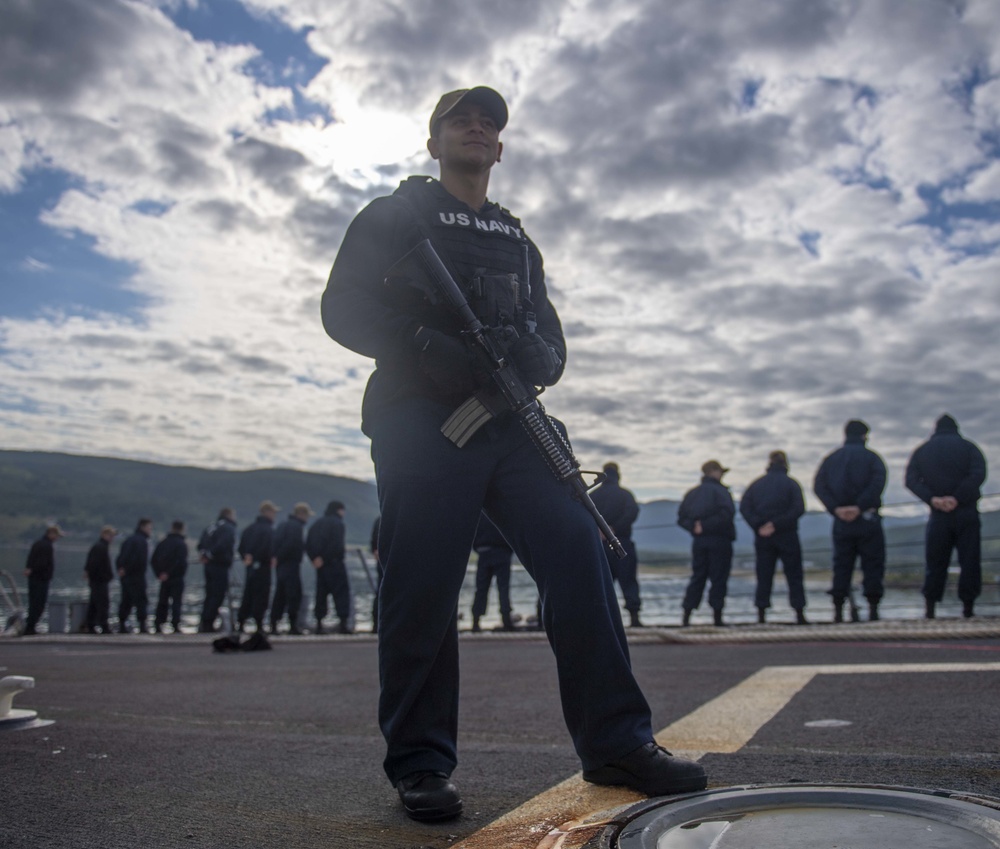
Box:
[454,662,1000,848]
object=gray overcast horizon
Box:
[0,0,997,509]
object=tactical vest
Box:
[393,176,536,332]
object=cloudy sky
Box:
[1,0,998,509]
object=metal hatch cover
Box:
[586,784,1000,849]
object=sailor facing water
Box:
[905,414,988,619]
[321,85,706,821]
[814,420,888,623]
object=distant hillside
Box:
[0,451,380,547]
[3,451,997,578]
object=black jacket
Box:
[814,436,887,515]
[199,517,237,567]
[151,532,189,580]
[306,510,346,566]
[25,535,56,581]
[322,177,565,434]
[84,537,113,584]
[905,416,987,510]
[590,473,640,539]
[678,477,736,541]
[117,529,151,581]
[273,515,307,568]
[739,465,805,534]
[238,515,275,565]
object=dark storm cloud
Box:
[179,357,224,376]
[140,110,224,187]
[731,0,845,51]
[605,113,796,190]
[289,194,366,259]
[193,199,261,233]
[0,0,142,104]
[339,0,554,105]
[68,333,137,350]
[230,354,288,375]
[561,321,598,340]
[708,268,920,324]
[568,436,634,458]
[149,341,186,362]
[155,139,220,188]
[501,3,857,206]
[227,137,310,195]
[55,376,133,391]
[600,213,715,283]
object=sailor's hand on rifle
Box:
[510,332,560,385]
[414,327,479,395]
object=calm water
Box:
[3,544,997,633]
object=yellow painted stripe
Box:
[455,662,1000,848]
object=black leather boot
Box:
[396,772,462,822]
[583,742,707,796]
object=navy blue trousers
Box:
[239,563,272,629]
[371,397,652,784]
[270,563,302,628]
[200,564,230,630]
[315,561,352,622]
[155,577,185,628]
[683,536,732,612]
[923,507,981,603]
[25,576,50,631]
[471,547,513,619]
[118,578,148,627]
[830,517,885,603]
[609,537,641,613]
[754,530,805,610]
[86,581,111,631]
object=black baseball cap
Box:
[429,87,508,135]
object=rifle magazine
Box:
[441,395,495,447]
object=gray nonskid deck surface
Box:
[2,622,999,849]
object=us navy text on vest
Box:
[436,211,524,240]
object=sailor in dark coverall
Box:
[23,525,63,635]
[307,500,353,634]
[739,451,807,624]
[814,419,887,622]
[591,462,643,627]
[117,518,153,633]
[152,520,189,633]
[905,414,988,619]
[83,525,116,633]
[270,502,312,635]
[470,514,515,632]
[237,501,278,632]
[322,86,705,821]
[678,460,736,627]
[197,507,237,633]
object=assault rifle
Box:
[384,239,626,559]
